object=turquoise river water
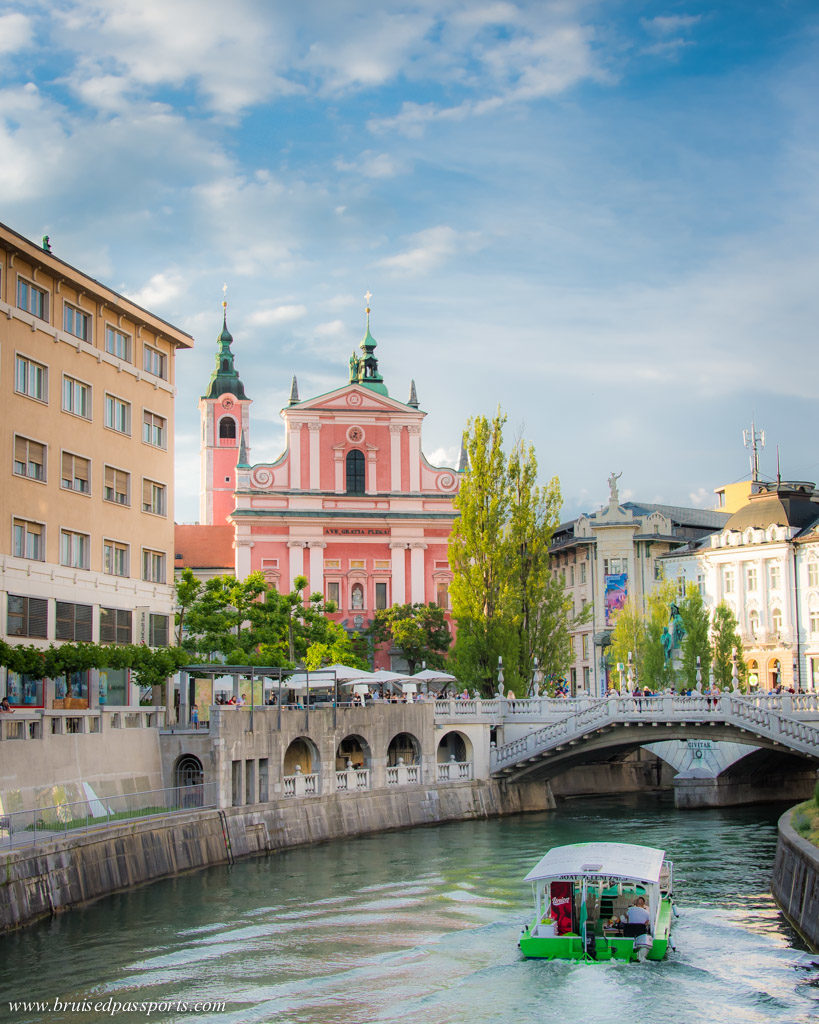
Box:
[1,795,817,1024]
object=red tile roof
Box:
[175,525,235,569]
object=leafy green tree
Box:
[448,410,580,695]
[608,577,678,691]
[679,583,711,690]
[607,597,647,688]
[448,410,511,692]
[711,602,746,690]
[367,603,451,674]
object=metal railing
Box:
[0,782,218,851]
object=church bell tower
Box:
[198,300,251,524]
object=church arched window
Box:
[346,449,365,494]
[219,416,236,440]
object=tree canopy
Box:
[367,603,451,674]
[448,410,584,695]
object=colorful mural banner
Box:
[604,572,628,624]
[551,881,574,935]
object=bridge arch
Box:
[387,731,421,765]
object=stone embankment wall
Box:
[0,778,554,934]
[771,807,819,952]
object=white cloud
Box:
[641,15,701,37]
[127,271,184,308]
[335,151,406,179]
[247,305,307,327]
[688,487,712,508]
[426,444,459,468]
[314,319,346,337]
[0,12,32,53]
[379,225,482,275]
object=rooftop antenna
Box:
[776,445,781,486]
[743,420,765,482]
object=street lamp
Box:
[626,651,634,695]
[731,647,739,694]
[497,655,505,698]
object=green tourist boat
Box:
[519,842,675,963]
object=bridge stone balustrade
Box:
[489,693,819,778]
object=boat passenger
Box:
[625,896,651,934]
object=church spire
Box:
[457,432,469,473]
[202,293,248,400]
[289,375,300,405]
[349,290,388,396]
[407,379,419,408]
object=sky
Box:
[2,0,819,524]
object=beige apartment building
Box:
[0,222,193,708]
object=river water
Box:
[1,795,817,1024]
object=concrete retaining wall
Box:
[0,778,555,934]
[771,806,819,952]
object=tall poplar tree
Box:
[448,411,578,694]
[448,411,510,692]
[679,582,712,690]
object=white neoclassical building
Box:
[662,480,819,691]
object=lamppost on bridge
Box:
[696,655,702,693]
[626,651,634,695]
[731,648,740,694]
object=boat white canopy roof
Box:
[524,843,666,885]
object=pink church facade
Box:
[196,308,461,658]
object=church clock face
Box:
[221,396,234,410]
[347,425,364,444]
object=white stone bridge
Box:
[434,693,819,783]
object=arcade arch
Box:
[284,736,319,775]
[436,730,472,764]
[336,734,371,771]
[387,732,421,765]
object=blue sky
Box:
[3,0,818,523]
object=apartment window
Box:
[15,354,47,401]
[142,549,166,583]
[56,601,93,642]
[63,303,90,341]
[654,562,663,580]
[60,529,90,569]
[142,478,167,516]
[104,394,131,434]
[61,452,90,493]
[746,565,758,592]
[105,325,131,361]
[723,568,735,594]
[771,608,782,635]
[13,435,46,481]
[100,607,132,645]
[580,562,586,584]
[769,563,781,590]
[104,465,130,505]
[142,410,167,448]
[582,633,589,659]
[103,540,129,577]
[569,566,575,586]
[697,573,705,597]
[62,375,91,419]
[17,278,48,320]
[149,614,169,647]
[748,610,760,638]
[810,611,819,634]
[436,582,449,609]
[809,563,819,589]
[7,595,48,639]
[375,581,388,610]
[327,581,340,605]
[13,519,44,560]
[143,345,167,379]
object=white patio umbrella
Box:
[411,668,457,684]
[321,663,374,683]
